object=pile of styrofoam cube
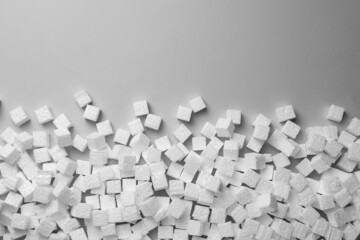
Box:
[0,90,360,240]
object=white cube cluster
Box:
[1,94,359,240]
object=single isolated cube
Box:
[35,105,54,124]
[189,96,206,113]
[83,105,101,122]
[327,104,345,123]
[54,128,72,147]
[282,120,301,139]
[96,120,114,136]
[215,118,235,138]
[114,128,131,145]
[173,124,192,143]
[9,106,30,126]
[144,114,162,130]
[226,109,242,125]
[133,100,149,117]
[53,113,72,129]
[74,90,92,108]
[275,105,296,123]
[177,105,192,122]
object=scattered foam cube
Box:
[133,100,149,117]
[11,213,30,230]
[200,122,217,139]
[127,118,144,135]
[9,106,30,126]
[74,90,92,108]
[13,131,33,152]
[226,109,241,125]
[0,144,20,164]
[33,147,51,163]
[87,132,106,150]
[348,143,360,162]
[295,158,314,177]
[83,105,101,122]
[253,125,270,141]
[282,120,301,139]
[72,134,88,152]
[54,128,72,147]
[33,131,50,148]
[114,128,131,145]
[327,104,345,123]
[253,113,271,127]
[53,113,72,129]
[158,226,174,239]
[187,220,204,236]
[275,105,296,122]
[173,124,192,143]
[97,120,114,136]
[307,133,326,153]
[71,203,92,219]
[347,117,360,137]
[35,105,54,124]
[215,118,235,138]
[144,114,162,130]
[189,96,206,113]
[177,105,192,122]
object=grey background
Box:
[0,0,360,238]
[0,0,360,140]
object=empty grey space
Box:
[0,0,360,239]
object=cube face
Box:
[9,106,30,126]
[253,125,270,141]
[155,136,172,151]
[282,120,301,139]
[96,120,114,136]
[83,105,101,122]
[192,137,206,152]
[347,117,360,136]
[177,105,192,122]
[133,100,149,117]
[35,105,54,124]
[74,90,92,108]
[215,118,235,138]
[127,118,144,135]
[33,131,50,148]
[114,129,131,145]
[173,124,192,143]
[275,105,296,122]
[253,114,271,127]
[72,134,88,152]
[189,96,206,113]
[144,114,162,130]
[327,104,345,123]
[53,114,72,129]
[226,109,242,125]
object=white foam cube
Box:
[348,143,360,162]
[1,127,18,144]
[327,105,345,123]
[13,131,33,152]
[9,106,30,127]
[72,134,87,152]
[295,158,314,177]
[152,173,168,191]
[57,157,77,176]
[0,144,20,164]
[87,132,106,150]
[36,218,56,237]
[85,195,100,210]
[53,113,72,129]
[324,139,343,158]
[253,113,271,127]
[69,228,88,240]
[218,222,235,238]
[275,105,296,122]
[282,120,301,139]
[33,147,51,163]
[253,125,270,141]
[215,118,235,138]
[83,105,101,122]
[71,203,92,219]
[127,118,144,135]
[307,133,326,153]
[84,174,101,190]
[187,220,204,236]
[33,131,50,148]
[114,128,131,145]
[54,128,72,147]
[225,109,241,125]
[144,113,162,131]
[97,120,114,136]
[74,90,92,108]
[158,226,174,239]
[173,124,192,143]
[133,100,149,117]
[347,117,360,136]
[200,122,217,139]
[177,105,192,122]
[210,208,226,224]
[11,213,29,230]
[192,205,210,222]
[35,105,54,124]
[189,96,206,113]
